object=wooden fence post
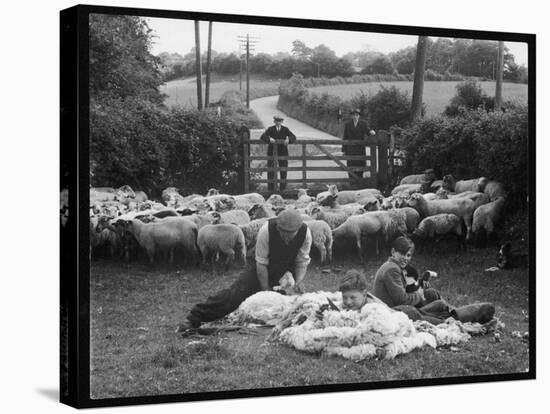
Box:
[239,126,250,193]
[377,130,389,190]
[302,143,307,188]
[273,144,279,192]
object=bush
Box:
[363,86,413,130]
[90,94,246,197]
[401,104,528,209]
[444,79,494,116]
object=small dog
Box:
[404,265,438,293]
[497,242,528,269]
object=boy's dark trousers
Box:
[187,264,263,325]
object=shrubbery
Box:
[400,103,528,208]
[444,79,495,116]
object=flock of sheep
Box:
[83,169,506,268]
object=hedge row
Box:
[399,104,528,208]
[91,93,252,197]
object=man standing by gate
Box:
[261,115,296,193]
[342,109,376,181]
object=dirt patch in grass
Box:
[90,244,529,399]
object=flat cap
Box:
[276,209,303,232]
[350,109,361,115]
[273,115,284,121]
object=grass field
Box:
[161,76,281,107]
[90,243,529,399]
[308,81,528,116]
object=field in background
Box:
[90,245,529,398]
[161,76,280,107]
[308,81,528,116]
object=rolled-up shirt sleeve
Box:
[254,222,270,265]
[295,227,312,266]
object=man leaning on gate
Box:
[342,109,376,181]
[260,115,296,192]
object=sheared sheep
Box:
[412,213,465,252]
[399,169,436,185]
[305,220,333,264]
[197,224,247,269]
[117,217,199,265]
[405,193,478,241]
[472,197,506,245]
[332,210,407,262]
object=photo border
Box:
[60,3,536,408]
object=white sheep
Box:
[248,203,276,220]
[197,224,247,269]
[412,213,465,251]
[483,181,507,201]
[266,194,285,208]
[332,210,407,262]
[406,193,478,241]
[442,175,489,194]
[119,217,199,265]
[235,192,265,205]
[400,169,436,185]
[393,207,421,233]
[182,213,220,229]
[239,218,270,254]
[218,209,251,226]
[472,197,506,244]
[391,183,422,196]
[305,220,333,264]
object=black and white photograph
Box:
[57,2,535,409]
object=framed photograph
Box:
[60,3,535,408]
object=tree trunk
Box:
[495,41,504,110]
[194,20,203,110]
[205,21,213,108]
[411,36,428,121]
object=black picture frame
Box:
[60,3,536,408]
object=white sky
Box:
[146,17,528,65]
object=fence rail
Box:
[240,130,391,194]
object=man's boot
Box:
[450,303,495,324]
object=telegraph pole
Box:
[237,34,259,108]
[205,21,213,108]
[194,20,203,110]
[495,41,504,110]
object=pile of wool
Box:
[227,291,294,325]
[277,302,437,361]
[414,317,503,346]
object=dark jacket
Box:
[373,258,424,307]
[342,119,370,156]
[260,125,296,156]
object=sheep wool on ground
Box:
[225,291,500,362]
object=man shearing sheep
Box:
[176,209,312,333]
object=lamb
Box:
[399,169,436,185]
[197,224,247,269]
[316,184,338,203]
[406,193,478,241]
[266,194,285,208]
[483,180,507,201]
[472,197,506,244]
[305,220,333,264]
[117,217,199,265]
[332,210,407,262]
[412,213,465,251]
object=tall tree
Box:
[411,36,428,121]
[495,41,504,110]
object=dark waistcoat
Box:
[267,220,307,286]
